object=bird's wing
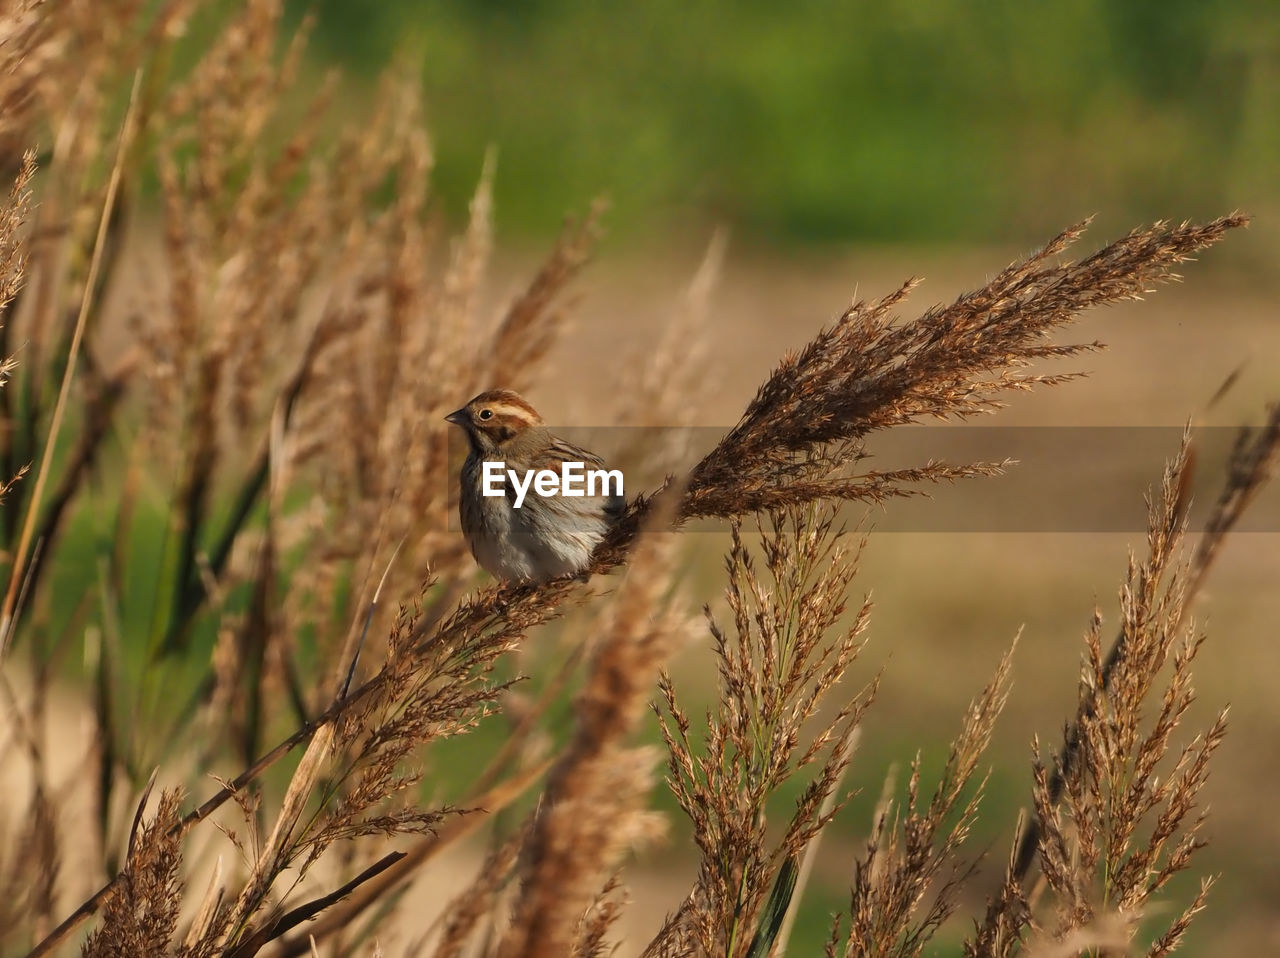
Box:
[545,436,609,470]
[546,435,626,520]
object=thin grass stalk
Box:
[263,761,552,957]
[19,371,129,629]
[0,71,142,656]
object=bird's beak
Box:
[444,409,466,426]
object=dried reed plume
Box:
[678,215,1247,520]
[646,505,875,957]
[497,499,687,958]
[969,430,1248,957]
[80,790,185,958]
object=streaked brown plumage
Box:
[446,389,625,582]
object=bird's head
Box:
[445,389,545,455]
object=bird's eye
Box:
[478,409,493,421]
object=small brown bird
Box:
[446,389,625,582]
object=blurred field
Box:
[285,0,1280,257]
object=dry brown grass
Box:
[0,2,1273,957]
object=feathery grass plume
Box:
[677,216,1248,521]
[146,0,343,659]
[498,498,688,958]
[171,587,517,953]
[1189,401,1280,588]
[267,764,552,956]
[826,639,1016,957]
[0,0,194,173]
[486,198,605,393]
[429,823,529,958]
[0,150,34,315]
[1036,437,1226,948]
[1006,403,1280,892]
[644,503,874,958]
[573,877,634,958]
[0,0,54,162]
[0,0,194,552]
[214,60,443,717]
[80,789,184,958]
[970,432,1236,956]
[0,152,34,515]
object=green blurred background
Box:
[284,0,1277,251]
